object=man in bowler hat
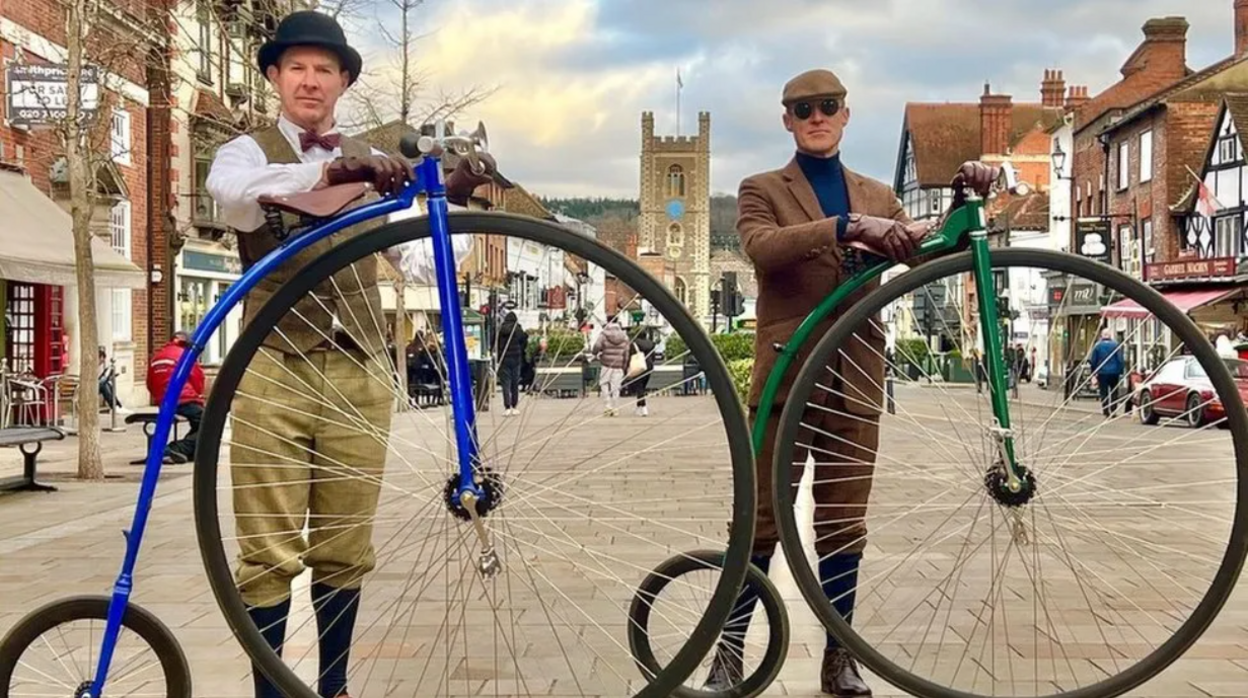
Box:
[707,68,997,696]
[206,10,494,698]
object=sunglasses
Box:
[790,98,841,120]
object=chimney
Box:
[1065,85,1090,110]
[1123,17,1188,79]
[980,82,1013,156]
[1236,0,1248,57]
[1041,69,1066,107]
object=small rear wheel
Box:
[0,595,191,698]
[628,550,789,698]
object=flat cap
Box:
[782,69,847,105]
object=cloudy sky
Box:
[338,0,1234,199]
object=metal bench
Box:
[0,426,65,493]
[124,412,188,465]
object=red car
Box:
[1134,356,1248,428]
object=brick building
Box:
[892,71,1066,358]
[1067,1,1248,368]
[1,0,159,410]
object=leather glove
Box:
[843,213,919,262]
[446,152,497,205]
[951,160,999,198]
[325,155,412,196]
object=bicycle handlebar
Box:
[398,120,490,175]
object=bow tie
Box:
[299,130,341,152]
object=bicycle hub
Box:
[443,468,504,521]
[984,462,1037,507]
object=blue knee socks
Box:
[246,598,290,698]
[720,554,772,654]
[819,552,862,650]
[312,582,361,698]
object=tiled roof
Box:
[1099,55,1247,136]
[903,102,1064,186]
[501,183,556,220]
[988,190,1050,231]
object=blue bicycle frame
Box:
[86,153,481,695]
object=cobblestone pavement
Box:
[1,385,1246,697]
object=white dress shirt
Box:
[205,114,473,285]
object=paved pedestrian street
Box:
[2,385,1247,697]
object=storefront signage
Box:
[183,250,242,276]
[1074,219,1112,264]
[1144,256,1237,282]
[5,63,99,127]
[1049,280,1103,314]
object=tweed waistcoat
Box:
[238,126,385,356]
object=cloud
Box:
[340,0,1243,199]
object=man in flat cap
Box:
[206,9,494,698]
[706,68,997,696]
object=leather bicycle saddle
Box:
[258,182,369,218]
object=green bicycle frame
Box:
[750,195,1021,482]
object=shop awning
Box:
[1101,287,1238,318]
[0,166,145,288]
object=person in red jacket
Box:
[148,330,205,464]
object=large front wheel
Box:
[192,212,755,698]
[773,248,1248,698]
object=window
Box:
[110,200,131,258]
[111,109,131,166]
[1142,218,1154,264]
[903,145,917,185]
[928,189,942,215]
[667,223,684,248]
[193,155,218,223]
[1218,135,1238,164]
[1214,215,1239,257]
[197,0,214,84]
[1139,130,1152,182]
[1117,141,1129,190]
[666,165,685,198]
[1118,224,1134,274]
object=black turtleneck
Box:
[795,150,851,239]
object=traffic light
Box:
[722,272,744,317]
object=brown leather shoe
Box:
[821,647,871,696]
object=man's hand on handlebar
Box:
[950,160,1000,207]
[844,213,929,262]
[446,152,497,206]
[322,154,413,196]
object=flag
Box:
[1188,166,1222,218]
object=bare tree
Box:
[62,0,105,479]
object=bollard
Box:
[885,374,896,415]
[103,358,126,433]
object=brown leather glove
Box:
[844,213,919,262]
[446,152,497,205]
[325,155,412,196]
[951,161,999,204]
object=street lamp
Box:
[1051,141,1073,181]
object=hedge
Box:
[664,332,755,363]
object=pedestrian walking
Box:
[494,311,527,415]
[1089,328,1125,417]
[593,319,629,416]
[629,327,657,416]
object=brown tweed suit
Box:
[738,155,912,557]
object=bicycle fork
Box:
[969,227,1024,493]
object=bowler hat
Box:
[782,68,847,105]
[258,11,362,86]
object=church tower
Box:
[639,110,711,320]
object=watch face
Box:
[666,199,685,220]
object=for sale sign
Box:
[5,63,99,127]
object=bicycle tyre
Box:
[192,211,756,698]
[773,247,1248,698]
[628,549,789,698]
[0,595,192,698]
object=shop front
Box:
[1101,255,1248,357]
[175,242,244,367]
[0,164,144,423]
